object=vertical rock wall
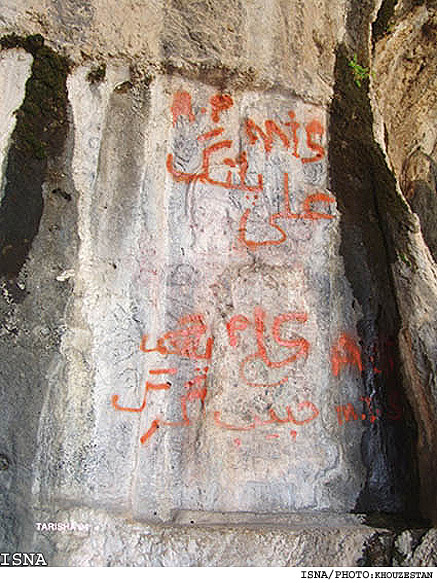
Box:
[0,0,436,566]
[37,73,365,519]
[371,0,437,523]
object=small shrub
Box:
[348,54,375,87]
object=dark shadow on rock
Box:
[0,34,70,280]
[328,44,420,520]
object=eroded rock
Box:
[0,0,436,567]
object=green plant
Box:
[398,252,412,268]
[348,54,375,87]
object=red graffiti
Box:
[244,112,325,162]
[283,111,300,158]
[335,395,387,426]
[112,368,176,413]
[166,140,263,192]
[171,90,195,126]
[167,90,331,250]
[167,90,262,192]
[245,118,290,154]
[113,315,214,444]
[167,91,327,197]
[335,394,403,426]
[197,127,225,142]
[226,314,251,348]
[140,314,213,361]
[112,305,400,445]
[238,173,336,249]
[331,333,363,377]
[360,396,378,423]
[112,365,209,444]
[210,94,234,123]
[141,419,160,442]
[226,306,309,387]
[301,119,325,164]
[213,401,319,432]
[180,367,209,422]
[140,368,209,444]
[335,402,359,426]
[302,193,335,220]
[112,308,311,443]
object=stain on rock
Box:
[0,34,70,279]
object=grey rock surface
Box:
[407,529,437,567]
[0,0,436,567]
[33,507,395,567]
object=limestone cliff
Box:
[0,0,436,567]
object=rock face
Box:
[371,0,437,524]
[0,0,436,567]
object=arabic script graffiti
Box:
[166,89,336,249]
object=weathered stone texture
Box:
[372,0,437,523]
[0,0,347,102]
[32,507,395,567]
[0,0,436,568]
[27,65,367,522]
